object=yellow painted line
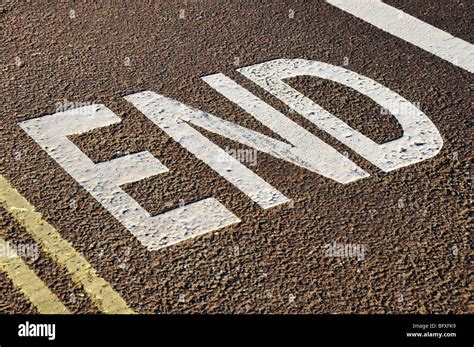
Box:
[0,237,70,314]
[0,175,135,314]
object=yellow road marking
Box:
[0,237,70,314]
[0,175,135,314]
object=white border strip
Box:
[327,0,474,73]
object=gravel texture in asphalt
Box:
[0,0,471,313]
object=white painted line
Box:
[238,59,443,172]
[326,0,474,73]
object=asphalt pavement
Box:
[0,0,471,314]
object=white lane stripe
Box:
[326,0,474,73]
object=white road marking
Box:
[125,91,291,207]
[202,73,369,183]
[19,52,445,252]
[127,90,368,184]
[20,106,240,251]
[238,59,443,172]
[326,0,474,73]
